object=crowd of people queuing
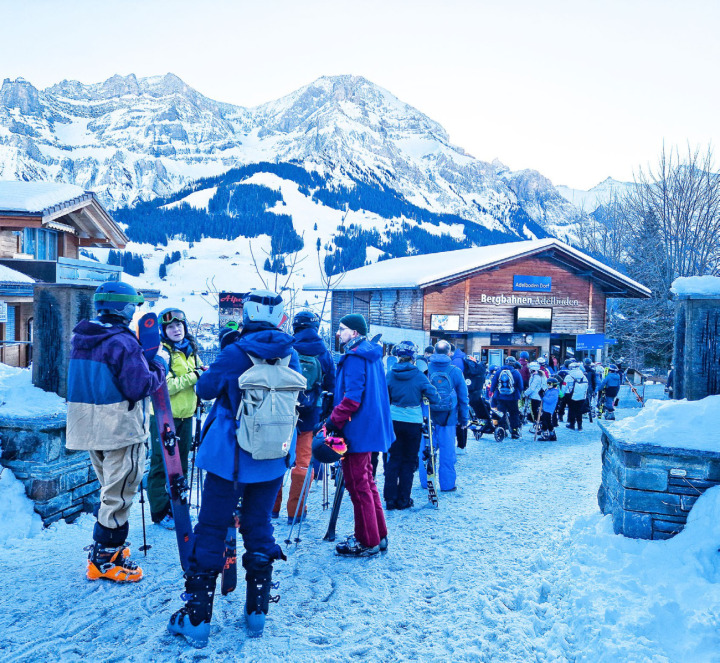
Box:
[65,281,631,647]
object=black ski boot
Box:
[167,572,217,648]
[244,552,279,637]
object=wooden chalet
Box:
[305,238,651,363]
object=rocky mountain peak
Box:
[1,78,42,116]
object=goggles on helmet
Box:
[161,310,186,325]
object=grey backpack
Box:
[236,355,307,460]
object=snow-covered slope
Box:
[0,73,582,234]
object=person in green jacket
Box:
[148,308,206,528]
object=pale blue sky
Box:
[3,0,718,189]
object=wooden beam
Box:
[78,237,110,247]
[43,198,92,224]
[0,218,42,228]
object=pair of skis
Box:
[137,313,194,572]
[422,399,439,508]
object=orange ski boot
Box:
[86,542,143,582]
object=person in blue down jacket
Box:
[273,310,335,523]
[599,364,622,421]
[490,356,524,439]
[167,290,301,646]
[385,341,439,510]
[324,313,395,557]
[423,340,469,492]
[450,345,470,451]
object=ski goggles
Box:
[160,310,186,325]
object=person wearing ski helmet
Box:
[325,313,394,557]
[273,310,335,524]
[167,290,302,644]
[599,364,622,420]
[563,362,589,430]
[523,361,547,430]
[556,359,573,422]
[518,350,531,389]
[425,340,469,490]
[146,308,206,529]
[540,377,560,440]
[489,356,523,438]
[385,341,439,510]
[67,281,166,583]
[537,356,550,379]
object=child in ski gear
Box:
[489,356,523,438]
[423,340,469,491]
[328,314,394,557]
[385,341,439,510]
[167,290,301,645]
[67,281,165,583]
[147,308,206,528]
[563,362,589,430]
[599,364,622,420]
[273,310,335,523]
[523,361,547,429]
[540,378,560,440]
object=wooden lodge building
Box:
[0,181,130,367]
[306,238,651,364]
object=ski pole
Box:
[285,466,314,546]
[138,474,151,556]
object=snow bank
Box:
[557,486,720,660]
[671,275,720,297]
[0,363,66,421]
[0,462,42,544]
[606,395,720,452]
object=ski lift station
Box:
[305,238,651,363]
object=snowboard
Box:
[137,312,194,572]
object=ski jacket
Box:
[542,387,560,414]
[523,372,548,401]
[564,368,589,401]
[67,319,165,451]
[195,325,301,484]
[490,363,523,403]
[331,337,395,453]
[427,354,470,426]
[451,348,467,372]
[386,361,439,423]
[159,340,202,419]
[584,367,598,394]
[599,371,622,397]
[293,327,336,433]
[518,358,530,389]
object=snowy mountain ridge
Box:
[0,73,591,240]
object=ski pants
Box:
[89,442,145,545]
[341,452,387,548]
[273,429,314,518]
[147,414,193,521]
[568,399,584,429]
[384,420,421,508]
[540,411,554,434]
[604,394,616,413]
[190,472,284,575]
[496,398,520,431]
[456,424,468,449]
[418,423,457,491]
[558,393,571,420]
[530,399,542,425]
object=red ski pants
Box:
[342,451,387,548]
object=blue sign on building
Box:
[576,333,606,350]
[512,275,552,292]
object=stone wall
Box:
[0,413,99,524]
[598,423,720,540]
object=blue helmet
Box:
[94,281,144,321]
[393,340,418,359]
[519,351,529,360]
[292,310,320,332]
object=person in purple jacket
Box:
[66,281,166,583]
[324,313,395,557]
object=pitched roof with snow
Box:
[305,238,651,298]
[0,181,90,215]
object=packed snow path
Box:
[4,411,710,662]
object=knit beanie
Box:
[339,313,368,336]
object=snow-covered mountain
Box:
[0,73,585,238]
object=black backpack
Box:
[463,357,485,393]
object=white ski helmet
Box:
[570,361,582,370]
[243,289,284,327]
[528,361,540,372]
[538,356,547,365]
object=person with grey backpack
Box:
[167,289,304,646]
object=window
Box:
[21,228,58,260]
[514,307,553,333]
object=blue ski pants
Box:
[190,472,284,575]
[418,423,457,491]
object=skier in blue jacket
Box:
[423,340,469,492]
[490,356,524,438]
[324,313,394,557]
[167,290,301,646]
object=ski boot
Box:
[510,429,521,440]
[335,535,380,557]
[86,542,142,582]
[167,572,217,648]
[604,412,616,421]
[244,553,280,637]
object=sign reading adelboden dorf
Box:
[480,293,581,307]
[513,275,552,292]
